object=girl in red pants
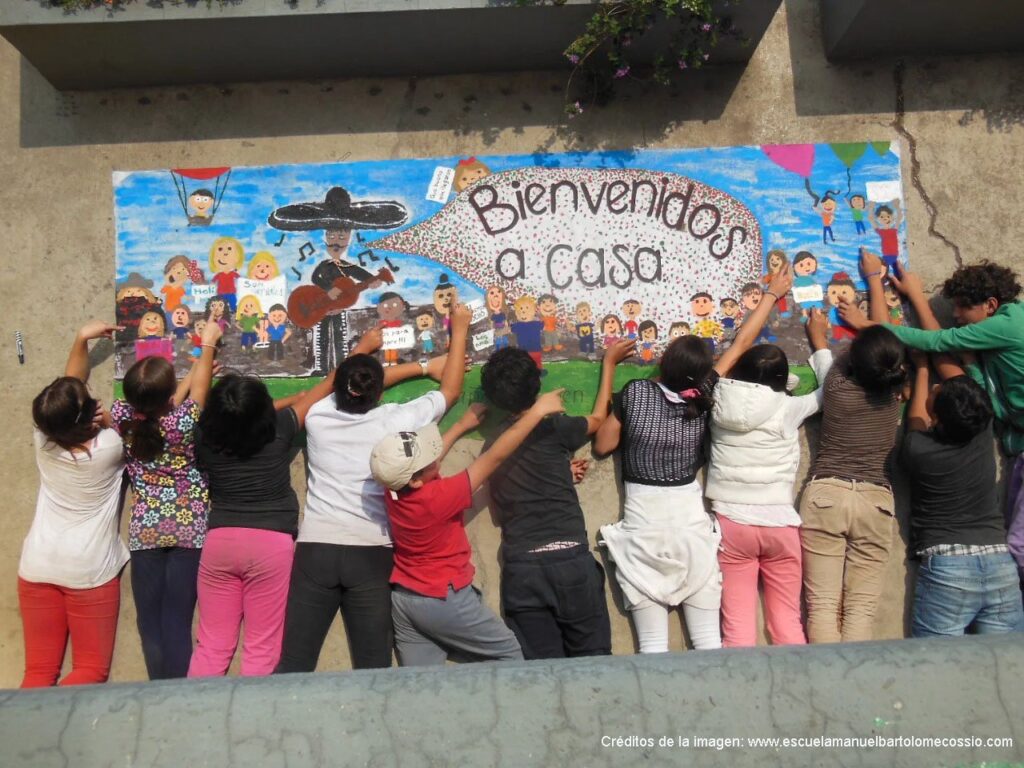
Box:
[18,320,129,687]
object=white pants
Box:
[630,590,722,652]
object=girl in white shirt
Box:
[705,309,832,647]
[19,321,129,687]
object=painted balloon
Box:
[830,142,868,169]
[761,144,816,178]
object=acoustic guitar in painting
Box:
[288,268,395,328]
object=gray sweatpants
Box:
[391,584,523,666]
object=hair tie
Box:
[132,412,148,422]
[679,388,701,399]
[347,385,362,398]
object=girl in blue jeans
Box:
[902,353,1024,636]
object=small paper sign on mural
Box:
[381,325,417,350]
[426,166,456,204]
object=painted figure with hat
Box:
[269,186,409,375]
[115,272,160,342]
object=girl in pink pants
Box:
[705,309,833,647]
[188,363,360,677]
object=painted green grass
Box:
[114,362,818,437]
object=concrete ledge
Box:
[2,635,1022,767]
[822,0,1024,60]
[0,0,777,91]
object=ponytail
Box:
[121,356,177,462]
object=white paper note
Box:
[381,324,417,350]
[426,166,456,203]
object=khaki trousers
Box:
[799,477,895,643]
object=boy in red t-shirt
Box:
[369,390,565,666]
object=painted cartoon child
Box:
[452,157,491,194]
[740,282,776,344]
[868,199,903,271]
[573,301,595,355]
[415,311,436,356]
[668,322,690,339]
[115,272,159,341]
[848,194,868,235]
[486,285,512,350]
[236,294,265,352]
[205,295,230,332]
[690,292,723,346]
[190,318,207,360]
[826,272,858,340]
[620,299,643,340]
[600,314,623,349]
[188,188,215,221]
[719,297,740,331]
[762,249,791,317]
[884,285,905,325]
[638,320,658,364]
[510,295,545,369]
[209,236,245,313]
[792,250,826,319]
[134,309,173,363]
[377,292,410,366]
[263,304,292,362]
[433,274,457,346]
[247,251,281,281]
[815,194,838,244]
[169,305,192,341]
[538,293,563,352]
[161,255,192,314]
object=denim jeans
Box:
[911,552,1024,638]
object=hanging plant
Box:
[519,0,747,117]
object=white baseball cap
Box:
[369,423,444,492]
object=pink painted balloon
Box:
[761,144,816,178]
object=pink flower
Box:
[702,23,713,32]
[567,54,580,65]
[678,59,688,70]
[614,65,630,79]
[703,53,710,60]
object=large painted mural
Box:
[113,143,907,385]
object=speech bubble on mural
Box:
[237,276,287,310]
[374,167,763,336]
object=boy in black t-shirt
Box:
[902,352,1024,637]
[481,340,634,659]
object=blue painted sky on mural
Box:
[113,143,905,308]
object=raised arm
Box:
[888,267,965,380]
[905,352,932,433]
[860,249,889,325]
[587,339,635,435]
[188,321,222,409]
[467,390,565,492]
[64,321,121,383]
[172,365,196,407]
[593,410,622,457]
[438,303,472,409]
[715,263,793,376]
[438,403,487,464]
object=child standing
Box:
[902,355,1024,637]
[18,321,129,687]
[370,390,566,666]
[800,250,906,643]
[189,331,382,677]
[481,339,635,658]
[111,319,222,679]
[595,266,793,653]
[706,309,832,647]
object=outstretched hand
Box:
[766,263,794,298]
[888,262,925,298]
[859,248,885,278]
[354,328,383,355]
[531,388,566,418]
[78,321,123,341]
[604,338,636,365]
[837,300,871,330]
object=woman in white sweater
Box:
[19,320,129,687]
[705,309,832,647]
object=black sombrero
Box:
[268,186,409,232]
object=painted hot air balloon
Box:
[170,166,231,227]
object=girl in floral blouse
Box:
[111,320,222,679]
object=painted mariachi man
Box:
[268,186,408,375]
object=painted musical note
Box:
[274,232,286,247]
[291,267,302,280]
[299,241,315,262]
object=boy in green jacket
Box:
[839,260,1024,571]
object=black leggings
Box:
[130,546,201,680]
[275,542,394,672]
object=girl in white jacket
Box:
[706,309,832,647]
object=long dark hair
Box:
[199,375,277,459]
[334,354,384,414]
[32,377,98,453]
[658,336,714,418]
[848,325,907,398]
[120,356,177,462]
[730,345,790,393]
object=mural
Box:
[112,143,907,381]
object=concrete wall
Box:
[1,0,1023,687]
[3,635,1022,767]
